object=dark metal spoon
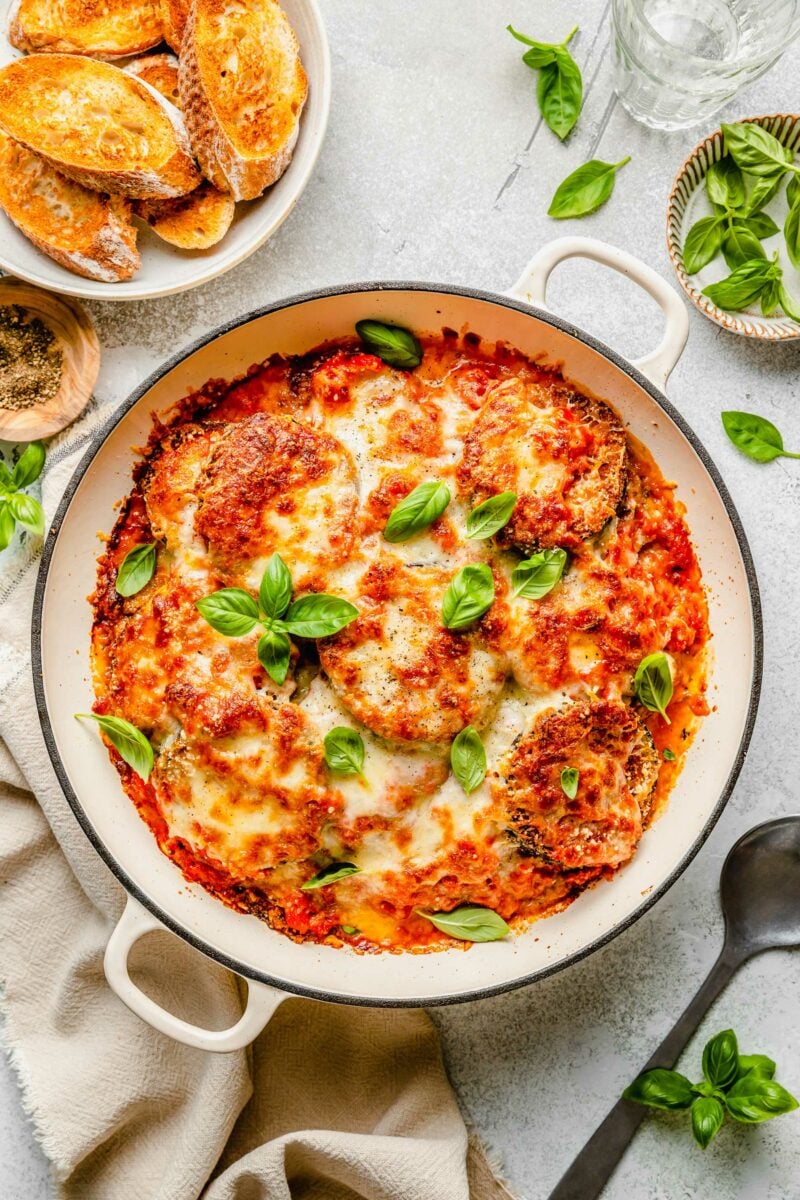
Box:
[548,817,800,1200]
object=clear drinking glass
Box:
[611,0,800,130]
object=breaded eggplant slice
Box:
[457,376,627,551]
[496,698,658,869]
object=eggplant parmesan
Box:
[89,330,710,951]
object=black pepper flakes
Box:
[0,305,63,412]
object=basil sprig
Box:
[700,250,800,321]
[466,491,516,540]
[623,1028,798,1149]
[75,712,154,781]
[355,319,422,369]
[633,651,673,722]
[0,440,46,549]
[416,905,510,942]
[324,726,365,776]
[511,547,567,599]
[196,553,358,686]
[384,481,451,543]
[115,543,157,597]
[301,862,360,890]
[450,725,486,794]
[560,766,579,799]
[507,24,583,141]
[721,122,796,179]
[721,411,800,463]
[548,157,630,220]
[442,563,495,629]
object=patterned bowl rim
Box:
[666,113,800,341]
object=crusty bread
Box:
[161,0,189,51]
[126,52,182,107]
[0,55,201,199]
[0,131,140,281]
[8,0,163,58]
[179,0,307,201]
[135,180,235,248]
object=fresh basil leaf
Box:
[450,725,486,794]
[744,212,780,239]
[0,503,15,551]
[257,628,291,686]
[75,713,154,781]
[623,1068,694,1111]
[722,122,793,177]
[683,216,725,274]
[761,277,781,317]
[466,492,517,540]
[726,1076,799,1123]
[548,156,630,219]
[115,543,157,598]
[706,156,746,210]
[511,547,567,599]
[0,460,12,490]
[721,410,800,462]
[324,726,365,775]
[259,552,293,620]
[196,588,260,636]
[746,171,786,214]
[538,48,582,141]
[738,1054,776,1081]
[721,223,766,271]
[692,1096,725,1149]
[634,651,673,722]
[701,258,776,311]
[703,1029,739,1090]
[560,766,579,799]
[662,747,676,762]
[507,22,577,65]
[355,319,422,370]
[441,563,495,630]
[301,862,360,890]
[780,282,800,323]
[417,905,509,942]
[11,441,45,489]
[5,492,44,536]
[384,481,451,543]
[784,203,800,272]
[788,175,800,208]
[283,594,359,639]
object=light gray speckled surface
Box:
[2,2,800,1197]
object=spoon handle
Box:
[547,942,744,1200]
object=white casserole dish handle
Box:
[104,895,287,1051]
[509,236,690,390]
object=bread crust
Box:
[7,0,163,58]
[134,180,235,248]
[179,0,307,200]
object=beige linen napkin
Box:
[0,408,517,1200]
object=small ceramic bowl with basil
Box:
[667,115,800,340]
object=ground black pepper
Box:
[0,304,63,411]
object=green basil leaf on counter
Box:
[442,563,495,629]
[538,48,582,141]
[0,503,14,551]
[507,22,577,67]
[197,587,260,636]
[691,1096,725,1149]
[548,156,630,219]
[417,905,510,942]
[115,542,157,598]
[466,491,517,539]
[721,222,766,271]
[10,440,45,490]
[450,725,487,794]
[560,766,579,799]
[784,202,800,271]
[701,257,777,311]
[737,1054,776,1081]
[745,171,786,214]
[75,713,154,781]
[623,1068,694,1111]
[5,491,44,536]
[301,862,360,890]
[703,1029,740,1090]
[725,1076,799,1123]
[258,628,291,686]
[634,651,673,722]
[355,320,422,370]
[722,410,800,462]
[259,552,293,620]
[384,480,451,543]
[721,122,794,177]
[778,282,800,322]
[744,212,779,239]
[683,216,724,274]
[662,747,677,762]
[324,726,366,776]
[511,547,567,599]
[283,594,359,639]
[705,156,746,210]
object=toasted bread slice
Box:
[8,0,163,58]
[179,0,307,201]
[0,132,140,281]
[126,53,182,106]
[0,55,201,199]
[135,180,235,248]
[161,0,189,51]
